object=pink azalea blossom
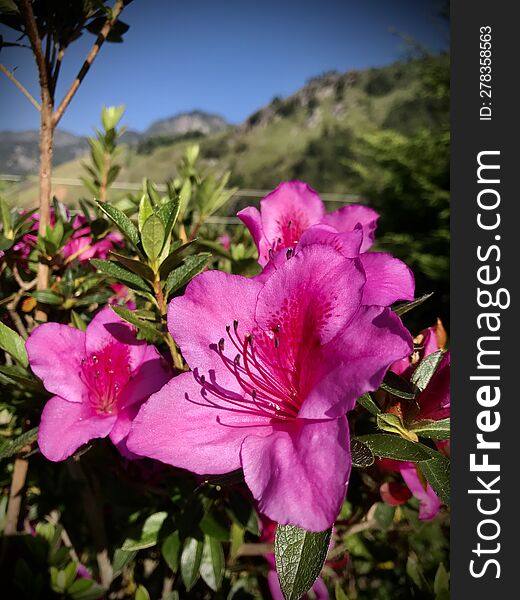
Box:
[61,214,123,262]
[238,181,414,307]
[26,307,171,461]
[128,244,412,530]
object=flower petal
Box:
[109,403,142,459]
[127,372,271,474]
[360,252,415,306]
[86,306,146,372]
[400,463,442,520]
[169,271,262,385]
[119,345,171,409]
[300,306,413,419]
[241,417,351,531]
[38,396,116,462]
[417,351,450,420]
[26,323,87,402]
[237,206,271,266]
[297,224,363,258]
[321,204,379,251]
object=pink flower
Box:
[379,459,442,521]
[26,307,171,461]
[128,244,412,530]
[61,215,123,262]
[239,181,414,307]
[218,234,231,251]
[108,284,136,310]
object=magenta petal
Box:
[119,345,171,409]
[297,224,363,258]
[26,323,87,402]
[86,306,146,372]
[417,351,450,420]
[237,206,271,266]
[267,570,286,600]
[241,417,351,531]
[127,372,271,474]
[321,204,379,251]
[38,396,116,462]
[312,577,330,600]
[360,252,415,306]
[300,307,413,419]
[109,403,142,459]
[169,271,262,385]
[400,463,442,520]
[256,245,365,346]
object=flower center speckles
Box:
[193,320,301,421]
[272,214,308,254]
[80,343,131,414]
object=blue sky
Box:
[0,0,448,135]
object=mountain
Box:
[0,111,229,176]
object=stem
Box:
[53,0,125,127]
[153,276,184,371]
[0,63,41,111]
[99,152,111,202]
[3,456,29,535]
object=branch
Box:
[53,0,125,126]
[0,63,41,111]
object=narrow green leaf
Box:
[411,418,450,440]
[411,350,445,391]
[121,511,168,551]
[355,434,433,462]
[374,503,396,529]
[356,393,381,415]
[138,194,154,232]
[31,290,63,305]
[141,214,165,262]
[377,413,418,442]
[0,196,12,236]
[112,549,137,578]
[0,427,38,460]
[200,511,230,541]
[350,438,374,468]
[70,310,87,331]
[434,563,450,597]
[180,537,204,591]
[274,524,331,600]
[335,583,350,600]
[110,306,159,340]
[418,454,450,506]
[0,320,28,367]
[161,531,181,573]
[91,259,151,292]
[135,585,150,600]
[158,196,181,242]
[393,293,434,317]
[109,251,155,281]
[158,240,196,278]
[96,202,140,247]
[199,535,224,592]
[407,555,431,593]
[380,371,417,400]
[165,253,211,296]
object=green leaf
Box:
[161,531,181,573]
[200,511,230,541]
[158,196,181,242]
[138,194,154,232]
[101,105,125,132]
[411,418,450,440]
[135,585,150,600]
[0,427,38,460]
[355,434,433,462]
[356,393,381,415]
[434,563,450,598]
[141,214,165,262]
[200,535,224,592]
[96,202,140,248]
[374,502,395,529]
[411,350,445,391]
[110,306,160,340]
[158,240,196,278]
[91,259,151,292]
[380,371,417,400]
[180,537,204,591]
[407,554,431,593]
[121,511,168,551]
[0,320,28,367]
[70,310,87,331]
[165,253,211,296]
[418,454,450,505]
[274,524,331,600]
[350,438,374,468]
[0,196,12,236]
[68,578,105,600]
[31,290,63,305]
[377,413,418,442]
[393,293,434,317]
[109,251,155,281]
[112,549,137,578]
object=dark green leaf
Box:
[411,418,450,440]
[0,427,38,460]
[110,306,159,340]
[274,524,331,600]
[350,438,374,468]
[356,393,381,415]
[165,253,211,296]
[200,535,224,592]
[411,350,445,391]
[109,251,155,281]
[135,585,150,600]
[0,320,28,367]
[96,202,140,247]
[380,371,417,400]
[355,434,433,462]
[158,240,196,278]
[141,214,165,262]
[161,531,181,573]
[69,578,105,600]
[393,293,434,317]
[418,454,450,505]
[112,549,136,578]
[31,290,63,305]
[377,413,418,442]
[200,511,230,541]
[180,537,204,591]
[91,259,150,292]
[374,502,395,529]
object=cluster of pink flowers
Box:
[27,181,450,532]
